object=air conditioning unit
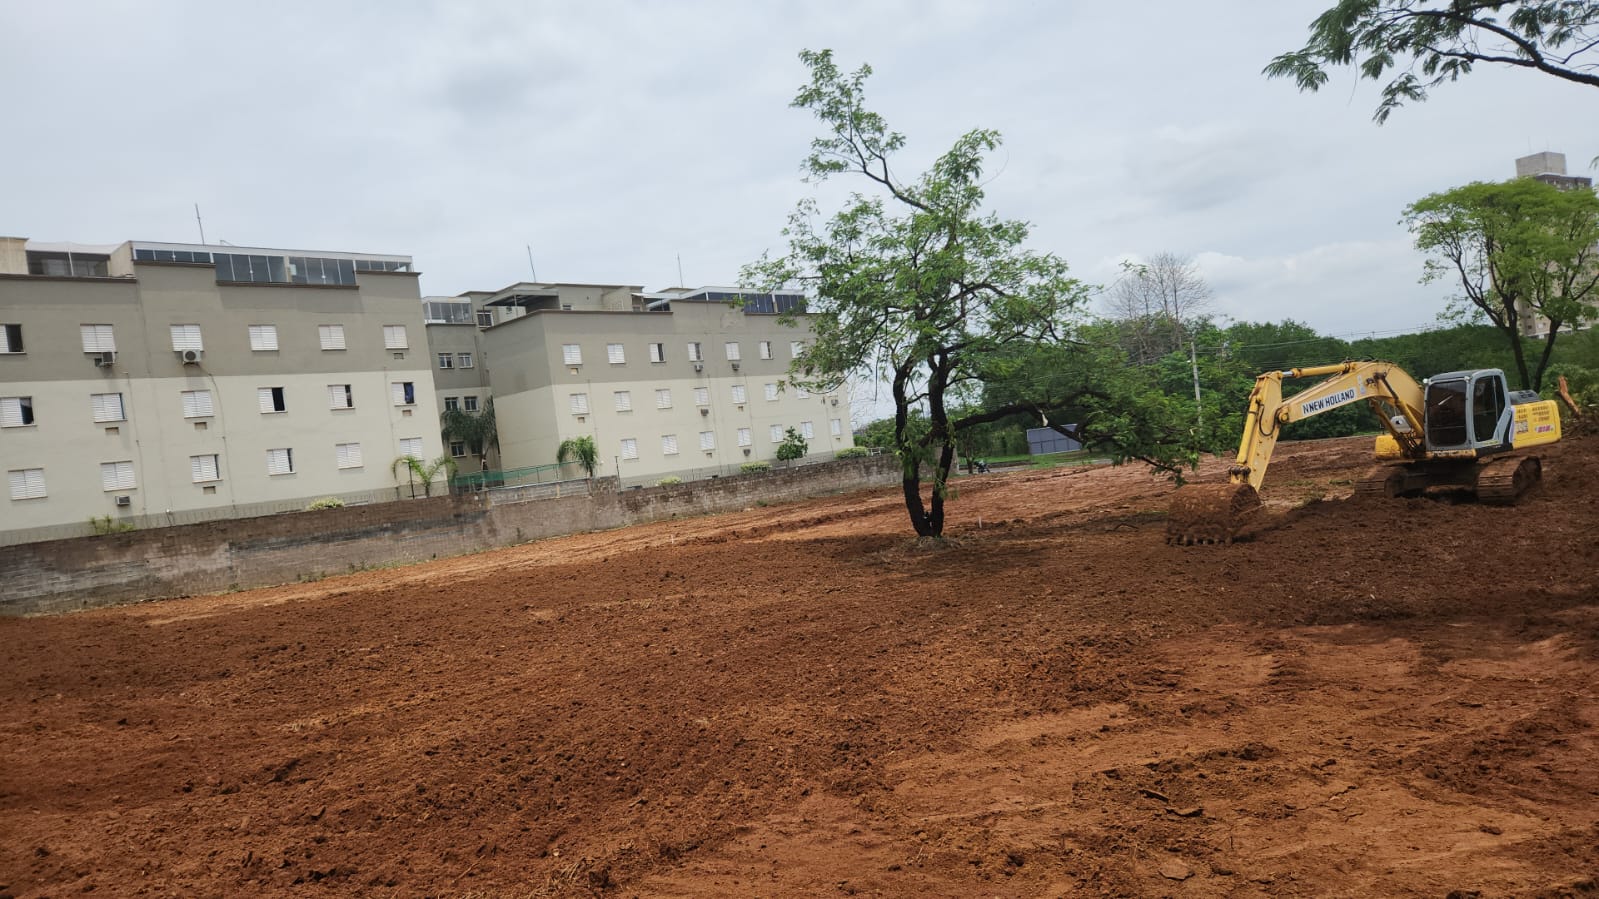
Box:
[177,349,203,365]
[830,397,838,406]
[94,351,117,367]
[113,495,132,507]
[692,362,703,372]
[699,407,709,416]
[730,361,740,371]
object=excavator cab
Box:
[1422,370,1513,454]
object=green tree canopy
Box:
[1266,0,1599,123]
[440,398,497,471]
[1404,176,1599,390]
[775,427,809,461]
[556,435,599,479]
[745,50,1095,538]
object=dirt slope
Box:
[3,436,1597,897]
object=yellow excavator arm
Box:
[1227,361,1427,491]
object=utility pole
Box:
[1189,338,1203,432]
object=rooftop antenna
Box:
[677,253,685,288]
[194,203,207,245]
[526,245,538,282]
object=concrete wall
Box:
[0,454,898,616]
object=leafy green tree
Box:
[556,435,598,479]
[1266,1,1599,123]
[775,426,809,461]
[1404,177,1599,390]
[440,398,498,472]
[391,454,457,498]
[745,50,1093,538]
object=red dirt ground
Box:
[3,436,1597,898]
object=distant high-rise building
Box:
[1510,152,1598,338]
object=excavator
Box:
[1166,361,1563,545]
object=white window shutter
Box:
[731,384,747,404]
[248,325,279,351]
[266,448,293,475]
[562,343,583,365]
[384,325,409,349]
[336,442,363,469]
[91,393,124,422]
[398,437,423,458]
[764,383,778,401]
[319,324,346,350]
[694,387,709,406]
[181,389,214,418]
[80,324,116,352]
[570,393,589,414]
[620,438,638,460]
[661,434,678,455]
[725,342,740,361]
[607,343,626,364]
[0,397,24,428]
[614,391,632,412]
[737,427,752,447]
[191,454,219,482]
[656,389,672,409]
[770,424,784,443]
[170,324,203,351]
[100,461,135,491]
[699,430,715,451]
[9,468,46,499]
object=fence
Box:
[450,460,586,493]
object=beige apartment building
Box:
[423,283,853,483]
[0,238,443,543]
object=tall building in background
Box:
[423,284,854,483]
[0,238,443,544]
[1511,151,1599,338]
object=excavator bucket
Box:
[1165,483,1260,545]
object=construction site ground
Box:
[3,435,1597,898]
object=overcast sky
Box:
[4,1,1593,346]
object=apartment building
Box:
[1511,151,1599,338]
[423,283,853,481]
[0,237,443,542]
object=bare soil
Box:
[3,436,1597,898]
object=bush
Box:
[306,497,346,511]
[740,461,772,474]
[88,515,134,535]
[835,446,868,459]
[775,427,809,461]
[656,476,683,486]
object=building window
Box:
[801,420,815,439]
[258,387,287,413]
[759,340,772,360]
[266,448,295,475]
[190,454,220,483]
[0,323,23,353]
[764,382,779,401]
[790,341,804,359]
[8,468,46,500]
[383,325,409,350]
[328,384,353,410]
[1,396,34,428]
[830,418,843,436]
[699,430,716,451]
[457,352,474,369]
[449,440,467,458]
[248,324,279,351]
[335,442,364,470]
[181,389,214,418]
[476,310,494,328]
[694,387,709,406]
[562,343,583,365]
[391,381,415,406]
[437,352,454,370]
[797,386,811,399]
[737,427,752,447]
[80,324,116,353]
[443,396,459,412]
[100,460,136,491]
[661,434,679,455]
[687,341,703,362]
[31,251,108,277]
[91,392,125,423]
[318,324,346,350]
[620,438,638,461]
[170,324,203,351]
[725,341,741,361]
[614,390,633,412]
[769,424,784,443]
[656,388,672,410]
[730,384,747,404]
[649,342,665,363]
[462,396,478,412]
[607,343,626,364]
[398,437,423,459]
[569,393,589,415]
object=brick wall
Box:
[1,456,899,616]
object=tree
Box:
[391,454,457,498]
[1403,177,1599,390]
[1105,253,1214,364]
[775,426,810,461]
[1266,1,1599,123]
[439,398,498,472]
[744,50,1092,538]
[556,435,598,479]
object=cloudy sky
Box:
[4,1,1593,346]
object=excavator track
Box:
[1476,455,1541,506]
[1354,465,1405,499]
[1165,483,1260,545]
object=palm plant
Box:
[440,398,498,471]
[391,453,458,498]
[556,435,598,479]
